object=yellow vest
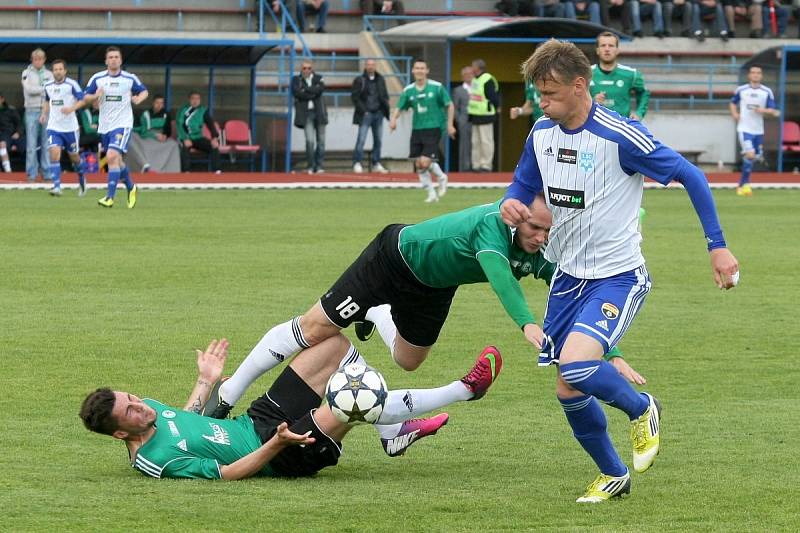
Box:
[468,72,498,116]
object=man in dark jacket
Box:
[177,91,221,173]
[292,60,327,174]
[0,93,22,173]
[351,59,390,174]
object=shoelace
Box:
[585,474,609,494]
[631,410,650,451]
[463,361,489,385]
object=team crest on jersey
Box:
[162,410,176,419]
[115,133,123,141]
[616,80,625,87]
[579,151,594,172]
[601,303,619,320]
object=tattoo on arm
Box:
[189,397,203,414]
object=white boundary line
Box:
[2,182,800,190]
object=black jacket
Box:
[351,71,390,125]
[291,73,328,128]
[0,103,21,136]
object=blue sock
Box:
[560,360,649,420]
[50,163,61,188]
[107,169,120,198]
[560,395,627,477]
[119,166,134,191]
[740,158,753,186]
[74,160,86,187]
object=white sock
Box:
[418,170,434,192]
[376,381,471,425]
[220,317,309,405]
[338,343,366,368]
[429,162,444,178]
[365,304,397,359]
[1,160,9,172]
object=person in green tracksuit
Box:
[589,32,650,120]
[510,79,544,125]
[177,91,221,173]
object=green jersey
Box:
[396,80,451,131]
[589,63,650,119]
[132,399,272,480]
[524,81,544,122]
[399,200,555,328]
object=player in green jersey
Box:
[509,79,544,124]
[205,196,646,426]
[389,58,456,203]
[80,336,505,479]
[589,32,650,120]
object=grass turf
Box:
[2,188,798,531]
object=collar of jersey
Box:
[559,102,597,135]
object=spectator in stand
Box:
[690,0,731,41]
[177,91,221,174]
[468,59,499,173]
[590,32,650,120]
[564,0,603,23]
[605,0,633,32]
[629,0,666,36]
[271,1,329,33]
[129,95,180,173]
[0,93,22,173]
[794,0,800,37]
[452,66,473,172]
[361,0,405,15]
[728,0,764,38]
[495,0,537,14]
[536,0,567,17]
[760,0,790,37]
[662,0,693,37]
[21,48,54,182]
[79,99,100,151]
[351,59,390,174]
[292,59,327,174]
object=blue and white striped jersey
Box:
[44,78,83,132]
[507,104,689,279]
[84,69,146,133]
[731,83,776,135]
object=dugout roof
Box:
[0,30,289,65]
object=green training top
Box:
[131,399,273,480]
[524,80,544,122]
[396,79,452,131]
[589,63,650,119]
[398,200,554,328]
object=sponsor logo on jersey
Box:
[601,303,619,320]
[162,410,176,419]
[403,392,413,412]
[110,82,120,87]
[177,439,187,451]
[384,429,420,455]
[202,423,231,446]
[595,319,609,331]
[269,349,285,362]
[543,146,554,157]
[167,420,180,437]
[105,95,122,102]
[579,151,594,172]
[600,80,614,86]
[557,148,577,165]
[51,99,64,106]
[548,186,585,209]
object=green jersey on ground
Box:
[589,63,650,118]
[396,80,451,131]
[132,399,272,480]
[398,200,554,328]
[524,81,544,122]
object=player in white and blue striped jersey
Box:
[501,40,740,503]
[729,65,780,197]
[41,59,86,197]
[81,46,148,208]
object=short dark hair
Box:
[749,65,763,72]
[188,90,201,98]
[152,94,165,101]
[105,46,121,57]
[596,31,619,47]
[51,59,66,69]
[80,388,118,436]
[412,58,427,67]
[521,39,592,86]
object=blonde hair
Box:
[521,39,591,85]
[31,48,46,60]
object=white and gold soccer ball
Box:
[325,363,388,424]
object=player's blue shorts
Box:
[538,265,651,366]
[738,132,763,156]
[47,130,80,154]
[101,127,132,154]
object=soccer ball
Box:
[325,363,388,424]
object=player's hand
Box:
[38,114,46,125]
[510,107,520,119]
[211,138,220,149]
[709,248,739,290]
[629,112,640,121]
[500,198,531,227]
[95,88,104,99]
[523,323,544,350]
[183,139,193,148]
[11,132,19,140]
[594,92,606,104]
[274,422,315,447]
[61,106,73,115]
[389,119,397,132]
[610,357,647,385]
[447,124,456,139]
[196,338,228,382]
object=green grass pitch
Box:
[2,188,798,531]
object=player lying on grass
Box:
[79,337,502,480]
[205,195,646,423]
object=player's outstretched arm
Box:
[184,339,229,413]
[219,423,314,480]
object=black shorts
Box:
[247,366,341,477]
[409,128,441,160]
[319,224,457,347]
